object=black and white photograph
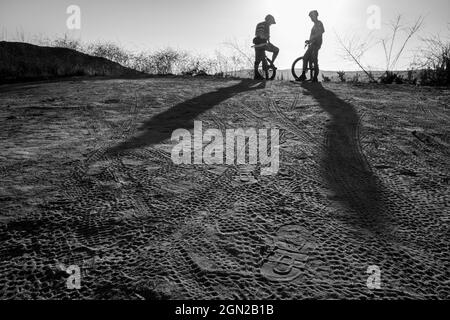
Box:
[0,0,449,309]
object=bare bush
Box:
[337,71,346,82]
[412,27,449,85]
[213,51,233,75]
[335,32,377,82]
[222,39,254,77]
[150,48,183,75]
[381,15,424,71]
[127,51,153,73]
[322,74,331,82]
[351,73,361,83]
[380,71,404,84]
[86,41,131,66]
[176,53,216,76]
[52,35,83,51]
[336,15,424,83]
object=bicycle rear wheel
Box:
[257,58,277,80]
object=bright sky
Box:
[1,0,449,70]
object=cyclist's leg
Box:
[265,43,279,65]
[262,53,269,70]
[302,46,313,72]
[261,52,270,78]
[254,49,265,79]
[296,46,313,81]
[311,46,320,81]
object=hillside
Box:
[0,41,142,83]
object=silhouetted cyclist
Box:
[297,10,325,83]
[253,14,279,80]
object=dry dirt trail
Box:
[0,78,448,299]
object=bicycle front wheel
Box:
[257,58,277,80]
[291,56,306,81]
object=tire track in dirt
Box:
[232,90,334,285]
[268,97,323,153]
[238,92,327,190]
[84,93,140,164]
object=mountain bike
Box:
[253,43,277,81]
[291,42,315,81]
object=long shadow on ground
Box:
[107,79,265,154]
[301,82,393,234]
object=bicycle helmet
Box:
[309,10,319,17]
[265,14,276,24]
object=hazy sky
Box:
[1,0,449,70]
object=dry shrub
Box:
[86,41,130,67]
[412,29,450,86]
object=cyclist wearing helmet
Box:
[297,10,325,82]
[253,14,279,80]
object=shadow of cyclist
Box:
[107,79,265,154]
[301,82,393,235]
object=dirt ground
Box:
[0,77,448,299]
